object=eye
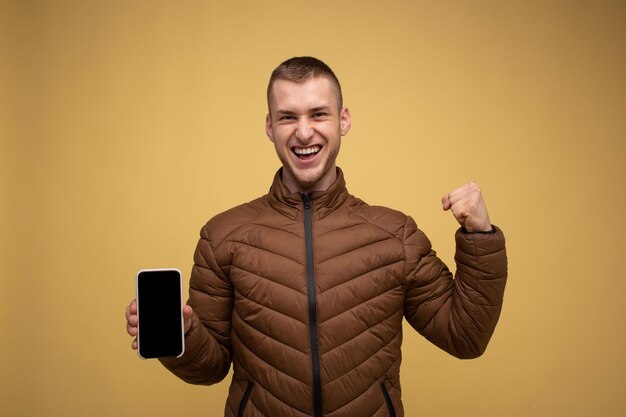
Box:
[312,112,328,119]
[278,115,295,121]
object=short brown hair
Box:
[267,56,343,110]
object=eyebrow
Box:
[310,106,333,114]
[275,106,332,115]
[275,109,296,115]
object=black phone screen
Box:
[136,269,184,359]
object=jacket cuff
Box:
[455,225,507,280]
[456,225,505,255]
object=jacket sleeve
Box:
[402,216,507,359]
[159,225,234,384]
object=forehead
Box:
[268,77,340,112]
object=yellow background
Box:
[2,1,625,416]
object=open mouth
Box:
[292,145,322,161]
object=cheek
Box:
[321,122,341,135]
[273,126,295,142]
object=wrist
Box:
[462,225,496,234]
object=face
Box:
[266,77,351,193]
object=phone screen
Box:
[136,269,184,359]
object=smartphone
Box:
[136,268,185,359]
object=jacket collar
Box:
[267,167,349,220]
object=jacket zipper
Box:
[237,381,254,417]
[303,193,323,417]
[381,383,397,417]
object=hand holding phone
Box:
[133,268,186,359]
[125,298,193,352]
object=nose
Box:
[295,118,314,141]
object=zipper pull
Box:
[302,193,312,210]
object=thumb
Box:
[183,305,193,334]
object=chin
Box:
[293,176,320,190]
[280,155,336,192]
[298,165,326,180]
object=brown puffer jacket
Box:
[160,168,507,417]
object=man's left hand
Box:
[441,182,492,232]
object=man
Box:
[125,56,507,417]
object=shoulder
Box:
[346,194,411,239]
[346,194,432,250]
[200,195,268,243]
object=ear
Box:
[265,114,274,142]
[339,107,351,136]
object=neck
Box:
[281,166,337,194]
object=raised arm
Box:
[403,183,507,358]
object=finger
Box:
[126,308,138,327]
[447,183,475,205]
[450,204,468,224]
[131,338,137,350]
[126,322,137,337]
[441,194,451,211]
[125,299,137,321]
[444,188,466,211]
[448,183,484,215]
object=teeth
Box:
[293,146,321,155]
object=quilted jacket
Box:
[160,168,508,417]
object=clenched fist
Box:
[441,182,493,233]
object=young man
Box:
[125,57,507,417]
